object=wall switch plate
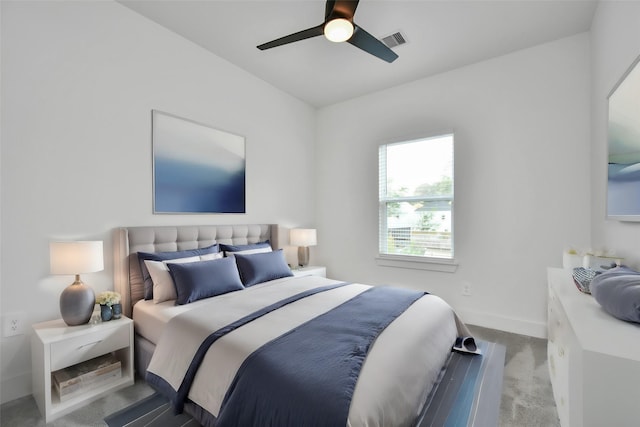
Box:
[3,312,26,337]
[462,282,472,296]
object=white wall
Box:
[0,1,316,403]
[590,2,640,263]
[316,34,591,338]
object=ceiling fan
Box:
[257,0,398,63]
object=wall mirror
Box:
[607,55,640,221]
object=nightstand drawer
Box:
[50,323,129,371]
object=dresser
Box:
[547,268,640,427]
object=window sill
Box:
[375,255,458,273]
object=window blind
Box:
[378,134,454,259]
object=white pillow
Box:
[199,252,224,261]
[145,256,198,303]
[145,254,224,303]
[225,247,272,258]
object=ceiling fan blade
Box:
[325,0,359,20]
[347,24,398,63]
[257,24,324,50]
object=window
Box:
[379,134,454,263]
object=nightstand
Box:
[31,316,134,423]
[291,265,326,278]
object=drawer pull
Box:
[77,340,102,350]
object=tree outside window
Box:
[379,134,454,259]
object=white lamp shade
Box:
[50,241,104,275]
[290,229,317,247]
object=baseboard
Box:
[458,309,547,339]
[0,371,31,405]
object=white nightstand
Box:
[291,265,326,278]
[31,316,134,423]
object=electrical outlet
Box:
[3,313,26,337]
[462,283,472,296]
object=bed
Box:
[114,224,504,427]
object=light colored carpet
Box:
[1,326,558,427]
[468,325,560,427]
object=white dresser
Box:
[547,268,640,427]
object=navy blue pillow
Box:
[590,266,640,323]
[219,241,271,255]
[167,257,244,305]
[137,244,220,300]
[234,249,293,287]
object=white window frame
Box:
[377,134,458,272]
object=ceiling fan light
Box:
[324,18,354,43]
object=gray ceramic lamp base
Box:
[60,278,95,326]
[297,246,310,267]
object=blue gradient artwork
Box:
[607,56,640,220]
[153,111,246,213]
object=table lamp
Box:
[290,228,317,267]
[50,241,103,326]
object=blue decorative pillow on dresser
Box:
[589,266,640,323]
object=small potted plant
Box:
[96,291,122,321]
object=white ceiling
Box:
[118,0,597,108]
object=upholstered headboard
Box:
[113,224,278,317]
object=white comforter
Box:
[146,275,466,427]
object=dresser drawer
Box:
[50,323,130,371]
[548,338,570,427]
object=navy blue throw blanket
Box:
[147,283,349,413]
[215,286,426,427]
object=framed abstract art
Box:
[152,110,246,214]
[607,55,640,220]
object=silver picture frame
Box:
[606,55,640,221]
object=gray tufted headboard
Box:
[113,224,278,317]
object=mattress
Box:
[137,275,460,427]
[134,296,198,345]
